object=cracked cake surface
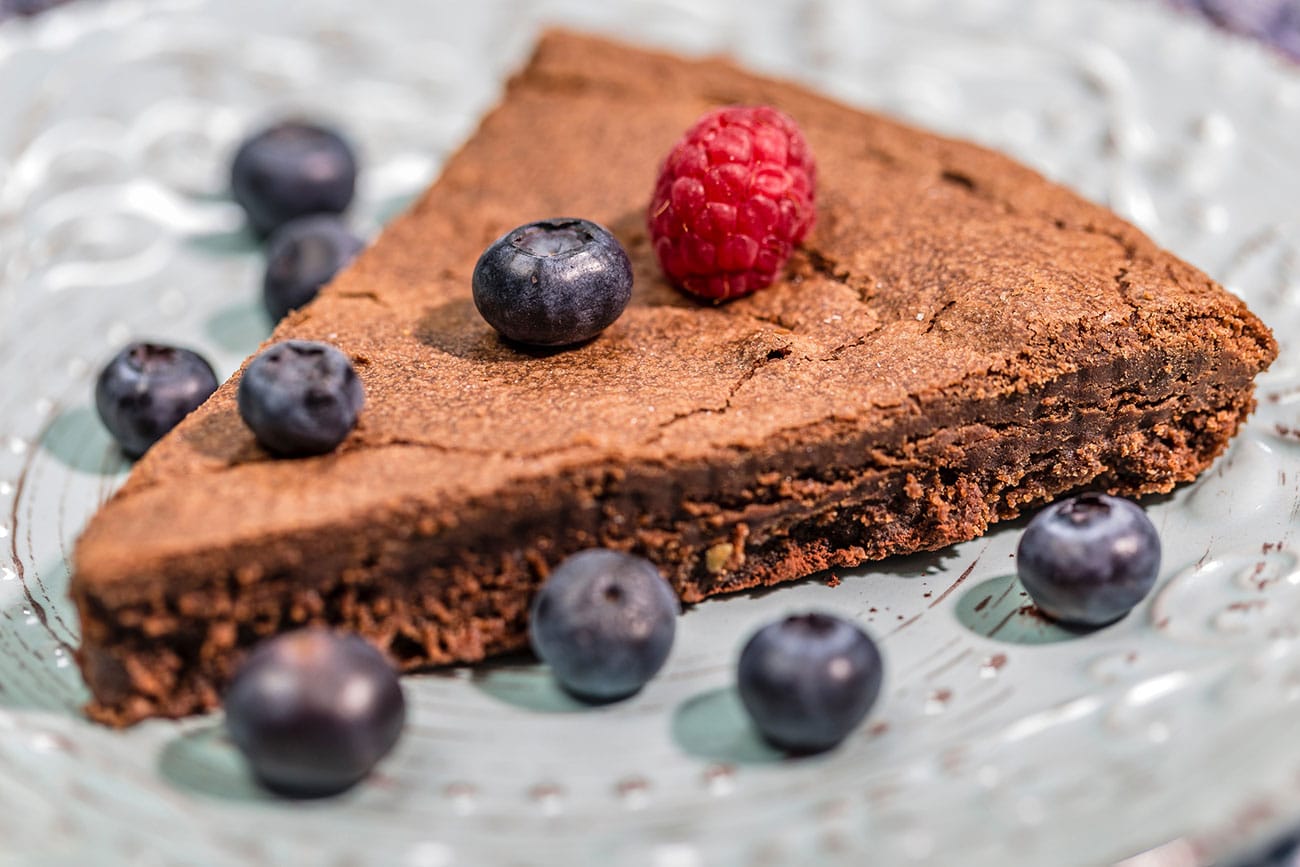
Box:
[72,30,1276,725]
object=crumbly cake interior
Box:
[72,31,1276,725]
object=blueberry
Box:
[94,342,219,458]
[529,549,679,702]
[737,613,883,754]
[472,218,633,347]
[263,215,365,322]
[1016,493,1162,626]
[231,121,357,237]
[224,628,405,798]
[237,340,364,457]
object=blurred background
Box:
[5,0,1300,59]
[0,0,1297,59]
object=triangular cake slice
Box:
[73,31,1276,725]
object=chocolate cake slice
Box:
[72,31,1276,725]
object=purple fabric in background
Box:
[0,0,74,20]
[1168,0,1300,58]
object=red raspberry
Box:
[648,105,816,302]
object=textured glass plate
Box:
[1,0,1299,864]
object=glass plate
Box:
[1,0,1299,864]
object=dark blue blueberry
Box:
[237,340,364,457]
[1016,493,1162,627]
[230,121,357,237]
[737,613,883,754]
[472,218,633,347]
[263,215,365,322]
[529,549,679,702]
[94,342,218,458]
[225,628,405,798]
[1230,828,1300,867]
